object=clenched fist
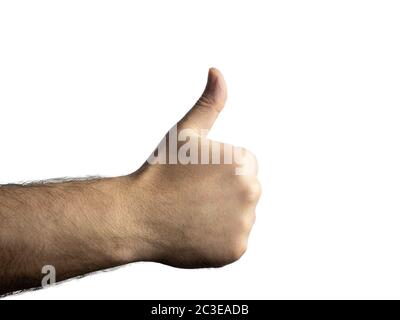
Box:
[119,68,261,268]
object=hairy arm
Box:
[0,176,144,295]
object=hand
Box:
[121,68,261,268]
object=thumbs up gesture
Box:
[124,68,261,268]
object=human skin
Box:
[0,68,261,295]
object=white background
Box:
[1,1,400,299]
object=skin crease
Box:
[0,68,261,295]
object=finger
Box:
[178,67,227,135]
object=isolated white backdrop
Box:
[1,0,400,299]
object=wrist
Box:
[105,173,156,265]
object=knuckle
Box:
[240,213,256,231]
[233,147,246,164]
[197,95,212,107]
[234,148,258,175]
[241,179,262,202]
[231,240,248,261]
[244,149,257,163]
[243,151,258,174]
[216,237,249,267]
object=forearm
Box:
[0,176,139,295]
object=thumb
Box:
[178,68,227,135]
